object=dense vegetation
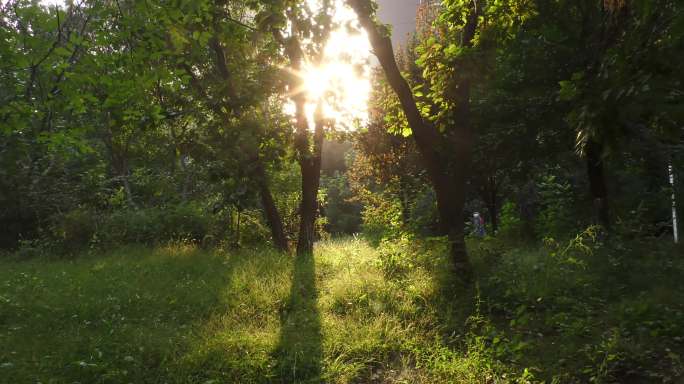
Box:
[1,0,683,382]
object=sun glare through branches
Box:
[287,0,372,131]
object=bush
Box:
[13,238,53,259]
[98,205,209,246]
[407,187,439,236]
[375,233,447,280]
[534,174,580,240]
[361,198,403,245]
[43,202,285,253]
[321,173,362,235]
[376,235,417,279]
[50,207,99,252]
[498,201,524,240]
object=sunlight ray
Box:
[283,0,372,131]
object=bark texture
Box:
[294,102,325,255]
[255,161,290,252]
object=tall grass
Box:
[2,236,681,383]
[0,239,509,383]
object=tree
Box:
[347,0,482,278]
[149,0,290,251]
[0,0,293,251]
[558,0,684,229]
[261,0,336,255]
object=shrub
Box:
[98,205,209,246]
[498,201,526,241]
[407,187,439,235]
[14,238,53,259]
[158,204,210,242]
[361,198,403,245]
[534,174,580,240]
[376,235,417,279]
[50,207,99,252]
[321,173,362,235]
[375,233,446,279]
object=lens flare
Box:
[288,0,372,131]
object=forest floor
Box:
[1,237,683,383]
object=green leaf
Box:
[54,46,71,57]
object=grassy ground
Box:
[1,237,683,383]
[470,234,684,383]
[0,240,484,384]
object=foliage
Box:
[0,0,297,251]
[1,0,684,381]
[97,205,210,247]
[498,201,525,241]
[359,197,403,245]
[471,230,684,383]
[320,171,362,235]
[17,203,282,256]
[534,173,581,239]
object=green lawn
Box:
[1,238,683,383]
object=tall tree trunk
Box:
[297,162,318,255]
[296,104,325,255]
[669,161,679,244]
[347,0,478,279]
[586,140,610,228]
[251,156,290,253]
[271,23,329,256]
[112,150,137,209]
[234,209,241,248]
[579,1,627,231]
[122,172,137,210]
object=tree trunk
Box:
[348,0,477,279]
[122,173,137,210]
[586,140,609,229]
[433,170,469,274]
[297,162,318,255]
[255,160,290,252]
[296,104,325,255]
[272,24,328,256]
[234,209,241,248]
[179,27,289,252]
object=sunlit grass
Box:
[2,237,681,382]
[0,240,499,383]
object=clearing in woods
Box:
[1,238,683,383]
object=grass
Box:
[470,233,684,383]
[1,236,683,383]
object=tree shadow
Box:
[273,251,323,383]
[428,244,478,345]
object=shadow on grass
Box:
[0,245,242,383]
[429,248,477,339]
[274,251,323,383]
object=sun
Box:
[295,0,373,131]
[303,65,330,101]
